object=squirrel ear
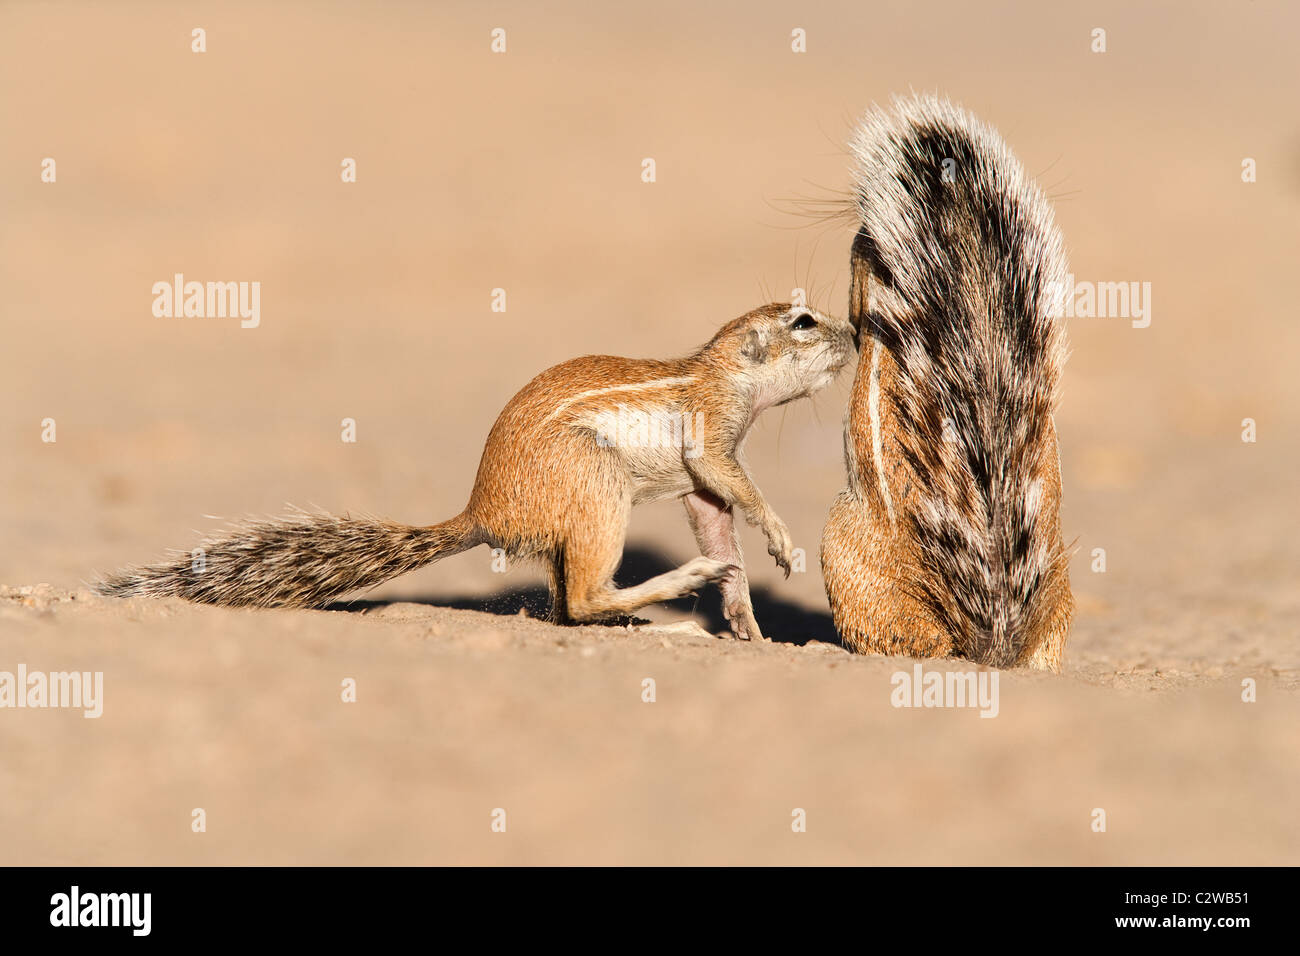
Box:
[741,329,767,363]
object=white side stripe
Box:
[869,339,895,524]
[548,376,696,423]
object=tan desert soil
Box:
[1,1,1297,864]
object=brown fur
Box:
[821,260,1071,669]
[98,303,855,640]
[821,95,1074,671]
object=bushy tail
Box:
[95,509,478,608]
[849,94,1070,667]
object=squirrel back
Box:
[824,94,1073,669]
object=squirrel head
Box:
[706,303,855,410]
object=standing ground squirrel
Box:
[821,94,1074,671]
[99,303,855,640]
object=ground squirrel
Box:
[821,94,1074,671]
[98,303,855,640]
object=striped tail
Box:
[96,509,478,608]
[848,94,1070,666]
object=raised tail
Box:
[849,94,1070,667]
[95,509,479,608]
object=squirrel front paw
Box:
[763,516,794,578]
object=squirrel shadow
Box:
[326,544,840,648]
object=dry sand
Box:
[1,0,1297,864]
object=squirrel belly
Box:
[821,94,1074,671]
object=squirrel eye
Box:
[790,313,818,331]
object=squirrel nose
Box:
[831,314,860,351]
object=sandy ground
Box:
[1,0,1297,865]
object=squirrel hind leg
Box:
[682,489,763,641]
[542,476,731,626]
[822,490,953,659]
[563,550,734,625]
[559,507,734,625]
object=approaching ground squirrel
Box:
[98,303,855,640]
[821,94,1074,671]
